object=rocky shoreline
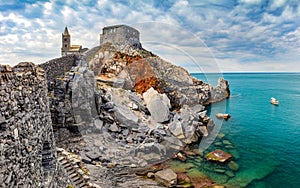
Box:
[0,30,231,187]
[45,39,231,187]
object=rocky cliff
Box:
[0,28,230,188]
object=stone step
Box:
[72,176,81,182]
[69,173,78,179]
[57,156,65,161]
[75,179,84,185]
[65,166,74,173]
[78,182,88,188]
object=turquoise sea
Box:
[192,73,300,188]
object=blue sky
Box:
[0,0,300,72]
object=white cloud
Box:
[0,0,299,72]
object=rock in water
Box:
[206,149,233,163]
[215,113,231,120]
[143,87,170,123]
[228,161,240,171]
[155,168,177,187]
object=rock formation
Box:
[0,25,230,188]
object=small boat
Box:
[270,97,279,105]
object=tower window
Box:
[64,44,68,48]
[64,38,67,42]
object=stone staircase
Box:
[57,148,101,188]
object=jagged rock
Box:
[114,105,139,128]
[71,57,98,125]
[209,78,230,103]
[94,119,103,130]
[155,169,177,187]
[168,119,185,139]
[108,123,119,132]
[161,136,184,152]
[198,126,208,137]
[135,142,167,163]
[206,149,233,163]
[143,87,170,123]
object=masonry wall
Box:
[100,25,140,47]
[0,62,56,187]
[40,55,76,83]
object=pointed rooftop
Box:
[63,27,70,36]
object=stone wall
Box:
[0,62,56,187]
[100,25,141,49]
[40,55,76,83]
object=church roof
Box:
[63,27,70,35]
[69,45,82,52]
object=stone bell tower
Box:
[61,27,70,56]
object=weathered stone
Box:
[209,77,230,103]
[0,115,5,124]
[85,151,101,161]
[155,169,177,187]
[198,126,208,137]
[93,119,104,130]
[114,105,139,128]
[109,123,119,132]
[206,149,233,163]
[143,87,170,123]
[168,119,185,139]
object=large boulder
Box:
[143,87,170,123]
[155,169,177,187]
[114,105,139,128]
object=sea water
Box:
[192,73,300,188]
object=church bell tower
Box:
[61,27,70,56]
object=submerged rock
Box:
[228,161,240,171]
[206,149,233,163]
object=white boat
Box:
[270,97,279,105]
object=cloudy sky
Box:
[1,0,300,72]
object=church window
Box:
[64,44,67,48]
[64,38,67,42]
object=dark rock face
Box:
[0,62,56,187]
[47,55,99,145]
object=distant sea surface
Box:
[192,73,300,188]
